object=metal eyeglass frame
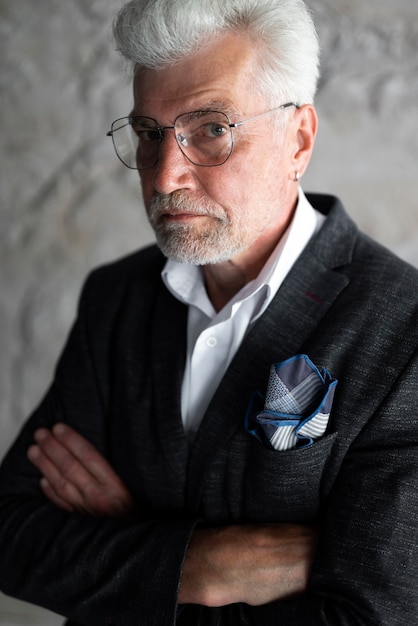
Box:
[106,101,300,170]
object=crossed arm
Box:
[27,423,318,607]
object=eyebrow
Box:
[130,101,241,123]
[195,101,241,120]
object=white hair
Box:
[113,0,320,105]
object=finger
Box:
[31,426,137,519]
[51,424,137,510]
[29,441,126,517]
[32,429,99,501]
[51,423,122,485]
[27,443,84,509]
[51,424,134,500]
[39,477,75,513]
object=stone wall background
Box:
[1,0,418,483]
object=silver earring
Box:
[294,171,300,182]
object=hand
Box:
[27,425,317,607]
[27,423,137,520]
[179,522,318,607]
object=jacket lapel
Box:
[187,197,356,509]
[151,281,190,479]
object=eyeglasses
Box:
[106,102,299,170]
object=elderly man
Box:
[0,0,417,624]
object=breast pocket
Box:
[242,431,338,522]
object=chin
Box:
[157,238,240,266]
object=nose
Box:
[151,129,196,195]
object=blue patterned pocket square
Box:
[245,354,338,451]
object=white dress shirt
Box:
[162,189,325,439]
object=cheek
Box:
[221,161,274,213]
[138,172,154,208]
[213,160,255,201]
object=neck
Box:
[203,261,248,313]
[203,193,298,312]
[203,229,283,312]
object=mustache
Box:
[148,192,226,220]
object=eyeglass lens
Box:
[110,111,234,170]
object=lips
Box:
[162,211,210,219]
[148,192,226,228]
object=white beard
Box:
[147,192,251,265]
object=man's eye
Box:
[194,122,228,138]
[207,123,228,137]
[137,129,160,142]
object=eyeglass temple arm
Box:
[106,125,174,138]
[230,102,300,129]
[105,103,300,136]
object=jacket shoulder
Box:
[80,244,165,297]
[87,244,165,285]
[307,192,418,291]
[75,244,166,322]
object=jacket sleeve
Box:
[0,270,197,626]
[2,253,417,626]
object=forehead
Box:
[132,32,264,119]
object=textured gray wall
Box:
[1,0,418,465]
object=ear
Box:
[290,104,318,178]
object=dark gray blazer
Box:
[0,194,417,625]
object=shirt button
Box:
[206,336,218,348]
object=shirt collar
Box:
[162,188,324,320]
